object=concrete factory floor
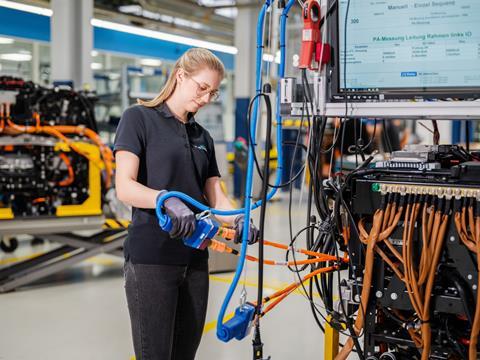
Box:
[0,192,346,360]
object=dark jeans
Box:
[124,260,209,360]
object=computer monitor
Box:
[328,0,480,101]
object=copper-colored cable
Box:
[425,204,435,253]
[382,202,392,230]
[342,226,350,261]
[246,254,337,266]
[263,239,346,262]
[335,208,384,360]
[261,266,337,316]
[58,153,75,186]
[468,215,480,359]
[462,206,469,239]
[421,212,449,360]
[4,119,96,165]
[358,218,369,241]
[390,309,422,347]
[402,198,447,359]
[419,203,430,284]
[407,202,424,316]
[209,239,343,266]
[452,200,480,359]
[357,203,406,295]
[4,114,114,188]
[380,208,404,263]
[468,205,476,241]
[262,267,333,303]
[262,287,296,315]
[402,201,423,318]
[0,103,5,133]
[380,206,403,241]
[356,196,437,357]
[419,208,442,286]
[375,246,403,281]
[382,240,404,264]
[54,125,114,187]
[358,206,404,264]
[388,200,397,226]
[455,211,476,252]
[429,210,442,256]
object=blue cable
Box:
[155,0,296,342]
[216,0,271,341]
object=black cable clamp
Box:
[252,327,271,360]
[330,311,347,332]
[318,220,333,234]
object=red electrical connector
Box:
[298,0,330,70]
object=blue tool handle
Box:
[155,194,173,232]
[158,215,172,232]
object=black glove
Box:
[158,191,196,239]
[233,214,259,245]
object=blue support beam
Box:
[0,6,234,70]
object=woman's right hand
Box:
[159,192,196,239]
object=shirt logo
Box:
[193,144,207,153]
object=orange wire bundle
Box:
[454,198,480,360]
[1,104,114,188]
[208,230,347,318]
[339,193,452,359]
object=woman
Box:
[114,48,258,360]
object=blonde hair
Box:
[138,48,225,107]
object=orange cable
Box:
[58,153,75,186]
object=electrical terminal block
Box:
[377,183,480,199]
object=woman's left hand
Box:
[233,214,259,245]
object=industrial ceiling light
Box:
[0,0,237,55]
[0,0,52,16]
[0,53,32,61]
[262,53,274,63]
[275,50,280,64]
[91,62,103,70]
[140,58,162,67]
[91,19,238,55]
[262,52,280,64]
[0,36,14,44]
[197,0,237,18]
[118,4,204,30]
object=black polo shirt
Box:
[114,103,220,265]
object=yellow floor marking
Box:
[209,274,259,289]
[104,219,120,229]
[0,252,121,267]
[84,257,120,266]
[203,311,234,334]
[0,252,42,265]
[118,219,130,228]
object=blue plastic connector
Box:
[217,303,256,342]
[157,207,219,250]
[183,217,219,250]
